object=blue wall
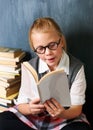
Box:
[0,0,93,81]
[0,1,93,76]
[0,0,93,125]
[0,0,93,56]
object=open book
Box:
[23,62,71,107]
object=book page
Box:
[22,63,39,100]
[38,71,71,107]
[23,62,38,83]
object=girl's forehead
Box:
[31,33,60,44]
[32,27,59,34]
[31,31,59,38]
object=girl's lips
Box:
[47,57,55,62]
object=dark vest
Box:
[29,53,83,89]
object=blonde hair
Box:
[29,17,67,51]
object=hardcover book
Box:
[0,46,22,58]
[0,82,20,98]
[0,51,26,62]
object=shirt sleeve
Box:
[70,65,86,105]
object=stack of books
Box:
[0,46,26,109]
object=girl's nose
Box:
[45,47,52,55]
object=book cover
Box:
[0,92,18,112]
[0,60,18,66]
[0,76,20,83]
[5,92,19,100]
[0,64,20,71]
[0,72,20,79]
[0,101,13,107]
[0,46,22,58]
[0,87,20,99]
[0,92,19,107]
[0,78,21,88]
[22,62,71,107]
[0,82,20,98]
[0,97,13,104]
[0,68,20,74]
[0,62,21,68]
[0,51,26,62]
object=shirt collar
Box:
[38,50,69,75]
[39,59,49,73]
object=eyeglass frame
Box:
[34,38,61,54]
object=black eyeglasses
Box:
[34,39,61,54]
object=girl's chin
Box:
[47,62,56,67]
[47,60,55,65]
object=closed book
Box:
[0,102,13,107]
[0,76,20,83]
[0,72,20,79]
[0,62,21,68]
[0,51,26,62]
[0,82,20,98]
[0,65,20,72]
[0,92,18,107]
[0,64,20,71]
[0,68,20,74]
[0,78,21,88]
[0,60,18,66]
[0,46,22,58]
[0,97,13,104]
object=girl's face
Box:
[31,31,64,70]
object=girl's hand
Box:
[44,98,65,119]
[29,98,45,115]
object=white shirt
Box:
[17,51,86,105]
